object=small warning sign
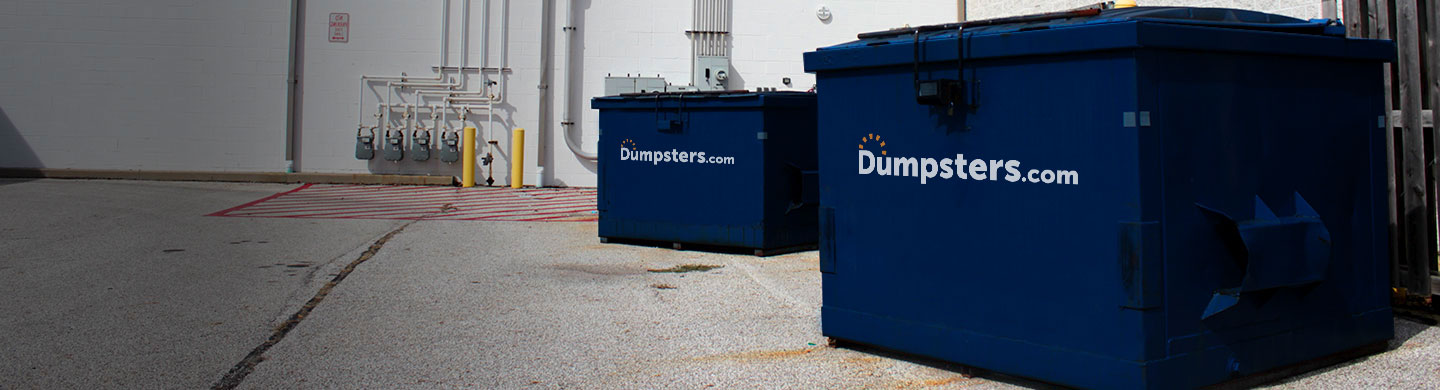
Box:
[329,13,350,43]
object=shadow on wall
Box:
[0,106,43,185]
[562,0,598,181]
[721,0,744,91]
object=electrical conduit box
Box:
[804,7,1395,389]
[592,91,818,255]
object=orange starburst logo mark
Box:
[621,139,637,151]
[859,133,886,156]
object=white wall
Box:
[297,0,956,187]
[0,0,292,171]
[294,0,542,185]
[0,0,1335,186]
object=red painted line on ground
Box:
[255,187,582,205]
[211,184,597,223]
[513,214,599,222]
[233,194,594,216]
[251,193,592,214]
[409,204,597,220]
[443,205,597,220]
[284,184,443,195]
[269,185,453,198]
[234,194,474,213]
[207,184,314,217]
[289,198,595,219]
[234,197,593,219]
[248,190,592,209]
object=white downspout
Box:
[561,0,597,160]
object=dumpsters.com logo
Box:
[857,133,1079,185]
[618,139,736,165]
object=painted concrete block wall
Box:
[558,0,957,186]
[298,0,956,187]
[0,0,292,171]
[294,0,541,186]
[966,0,1327,21]
[6,0,1334,186]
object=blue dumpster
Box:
[592,92,818,255]
[804,7,1395,389]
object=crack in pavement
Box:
[210,220,415,390]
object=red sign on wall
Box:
[329,13,350,43]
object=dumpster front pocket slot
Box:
[1195,193,1332,320]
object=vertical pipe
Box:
[511,128,525,188]
[482,0,490,69]
[462,126,477,187]
[462,0,470,68]
[561,0,596,160]
[502,0,509,68]
[958,0,967,22]
[538,0,554,185]
[441,0,449,67]
[285,0,303,172]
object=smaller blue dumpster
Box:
[592,91,818,255]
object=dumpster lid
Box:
[848,7,1336,44]
[591,91,816,109]
[806,6,1393,72]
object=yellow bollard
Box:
[511,128,525,188]
[462,126,476,187]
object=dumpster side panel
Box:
[1148,49,1392,384]
[818,50,1152,389]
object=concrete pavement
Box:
[0,179,404,389]
[0,178,1436,389]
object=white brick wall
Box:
[0,0,291,171]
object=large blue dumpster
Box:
[592,92,818,255]
[804,7,1395,389]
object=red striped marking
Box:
[209,184,596,222]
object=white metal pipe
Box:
[357,0,511,133]
[487,101,494,152]
[441,0,449,67]
[561,0,596,160]
[392,80,459,88]
[462,0,469,68]
[501,0,509,68]
[386,81,394,132]
[433,105,444,132]
[482,0,490,69]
